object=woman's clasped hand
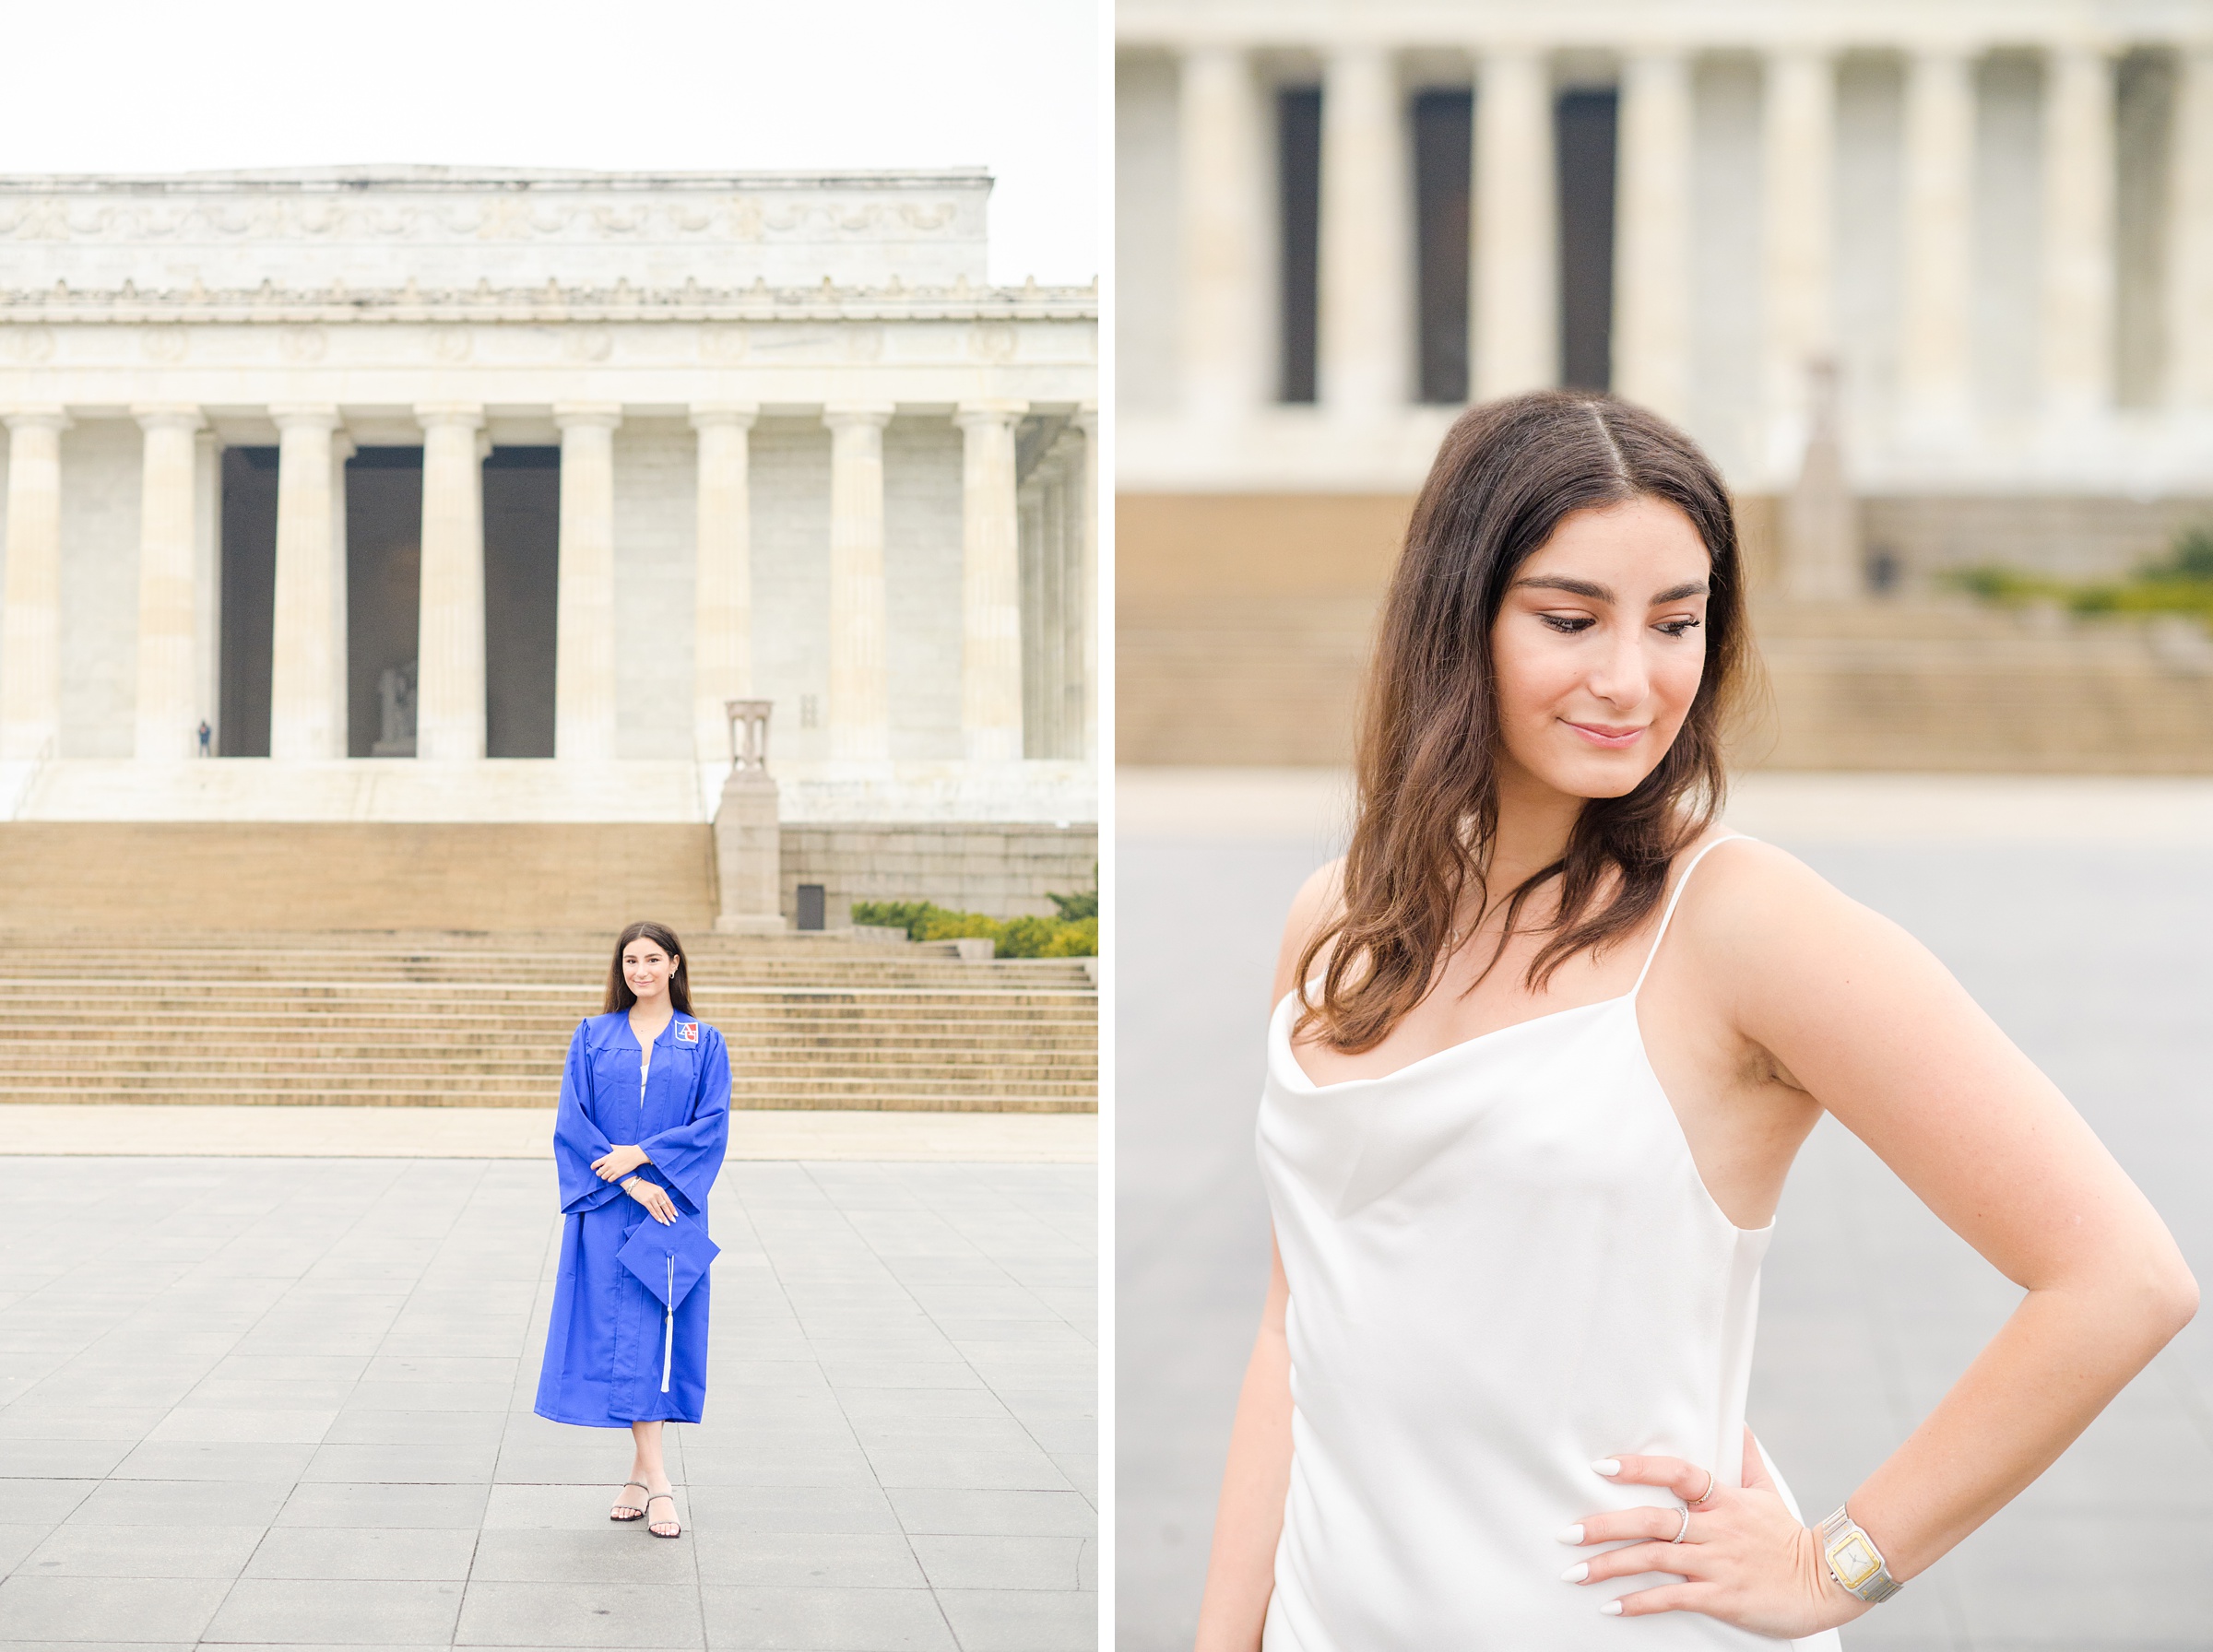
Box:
[592,1143,650,1181]
[1558,1429,1868,1639]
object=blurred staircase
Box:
[0,933,1096,1114]
[1116,592,2213,772]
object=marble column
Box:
[1038,453,1070,757]
[2042,44,2117,423]
[131,405,204,761]
[955,400,1025,763]
[0,409,69,761]
[1073,402,1097,761]
[1473,49,1557,400]
[1180,45,1272,419]
[691,403,759,767]
[267,407,347,760]
[415,403,488,761]
[1320,46,1410,416]
[193,431,222,749]
[2169,43,2213,411]
[1613,50,1694,421]
[1762,48,1835,476]
[553,403,621,762]
[822,404,893,764]
[1899,47,1978,438]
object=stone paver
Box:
[0,1157,1095,1650]
[1118,826,2213,1652]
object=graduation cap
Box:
[618,1213,721,1393]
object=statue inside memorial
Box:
[371,661,418,758]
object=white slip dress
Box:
[1258,836,1843,1650]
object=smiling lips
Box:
[1563,719,1644,749]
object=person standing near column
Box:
[536,922,730,1542]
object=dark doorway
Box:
[347,448,424,758]
[1414,90,1473,404]
[218,447,278,757]
[483,447,561,760]
[1277,86,1323,404]
[1556,88,1620,391]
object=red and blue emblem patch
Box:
[676,1021,699,1044]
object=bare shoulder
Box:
[1666,832,1947,1011]
[1271,856,1348,1008]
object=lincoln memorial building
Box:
[1116,0,2213,771]
[0,167,1097,926]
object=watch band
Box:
[1817,1506,1903,1603]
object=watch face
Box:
[1828,1532,1881,1589]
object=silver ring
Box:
[1670,1506,1691,1544]
[1686,1469,1716,1507]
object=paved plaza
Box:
[1118,775,2213,1652]
[0,1153,1096,1651]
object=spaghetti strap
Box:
[1628,834,1755,997]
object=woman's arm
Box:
[1193,1241,1293,1652]
[1579,845,2197,1633]
[1192,859,1344,1651]
[1719,848,2196,1576]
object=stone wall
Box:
[778,821,1098,925]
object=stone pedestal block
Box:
[714,770,787,935]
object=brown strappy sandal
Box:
[609,1481,649,1521]
[645,1492,681,1540]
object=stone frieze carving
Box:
[0,195,973,242]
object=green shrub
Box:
[1047,867,1098,923]
[917,908,1003,943]
[1943,545,2213,631]
[852,897,1095,957]
[849,900,940,942]
[1039,916,1098,957]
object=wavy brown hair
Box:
[1296,391,1748,1053]
[602,920,694,1016]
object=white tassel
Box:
[660,1256,674,1394]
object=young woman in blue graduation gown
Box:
[535,920,730,1540]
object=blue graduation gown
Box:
[534,1010,731,1427]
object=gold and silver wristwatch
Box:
[1817,1506,1903,1603]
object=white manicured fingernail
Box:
[1560,1562,1589,1583]
[1599,1599,1624,1616]
[1556,1523,1585,1544]
[1591,1458,1622,1476]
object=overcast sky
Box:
[0,0,1099,287]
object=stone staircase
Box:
[0,933,1097,1114]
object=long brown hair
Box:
[602,920,694,1016]
[1296,391,1748,1053]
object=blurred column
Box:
[1072,401,1097,761]
[1180,46,1272,420]
[1898,47,1977,440]
[1473,48,1556,400]
[1761,48,1835,477]
[691,402,758,766]
[955,398,1026,764]
[0,409,68,761]
[823,403,893,764]
[1613,49,1694,421]
[2042,43,2117,425]
[131,404,203,761]
[415,402,488,761]
[268,405,346,761]
[553,402,621,762]
[1319,46,1410,417]
[2168,42,2213,411]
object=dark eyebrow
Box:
[1512,575,1614,601]
[1651,581,1710,604]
